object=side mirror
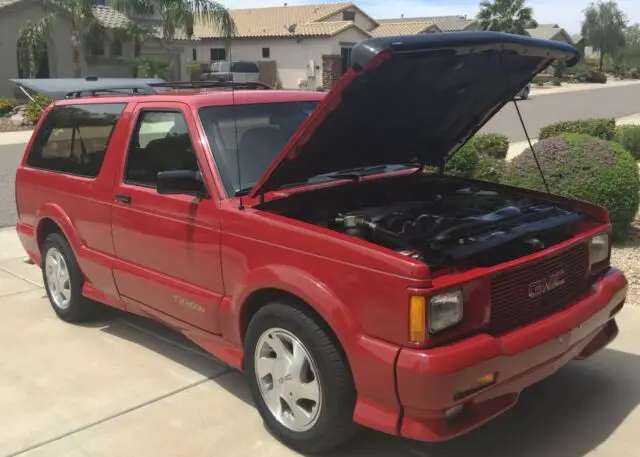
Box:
[157,170,209,198]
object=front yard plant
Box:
[24,94,54,125]
[504,133,640,240]
[539,118,616,141]
[473,133,509,159]
[0,98,18,117]
[615,125,640,160]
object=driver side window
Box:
[125,110,199,187]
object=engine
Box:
[322,187,585,268]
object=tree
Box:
[620,24,640,69]
[581,0,628,71]
[477,0,537,35]
[113,0,236,47]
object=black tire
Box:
[41,232,94,322]
[244,301,357,454]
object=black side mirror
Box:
[157,170,209,198]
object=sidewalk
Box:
[507,112,640,160]
[529,79,640,98]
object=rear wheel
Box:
[244,302,357,454]
[42,233,94,322]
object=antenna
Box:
[231,88,244,209]
[497,52,551,193]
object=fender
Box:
[222,264,363,356]
[35,204,85,259]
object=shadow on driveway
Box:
[97,309,640,457]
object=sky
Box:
[220,0,640,35]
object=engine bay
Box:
[261,176,590,270]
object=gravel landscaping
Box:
[611,214,640,304]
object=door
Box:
[110,102,224,333]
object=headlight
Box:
[429,289,464,333]
[589,233,610,269]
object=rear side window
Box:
[27,103,126,178]
[231,61,259,73]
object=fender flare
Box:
[225,264,363,357]
[35,204,84,256]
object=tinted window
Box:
[27,103,125,177]
[231,61,259,73]
[125,111,199,187]
[199,101,319,195]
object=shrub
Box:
[473,154,506,183]
[24,94,53,125]
[630,68,640,79]
[586,69,607,83]
[551,78,562,86]
[538,118,616,141]
[612,63,629,79]
[0,98,18,117]
[504,133,640,240]
[615,125,640,160]
[445,141,479,177]
[473,133,509,159]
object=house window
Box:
[342,10,356,21]
[110,39,122,56]
[262,47,270,59]
[192,48,197,60]
[340,47,352,75]
[210,48,226,61]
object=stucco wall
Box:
[194,27,369,89]
[0,1,76,97]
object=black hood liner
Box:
[249,32,579,197]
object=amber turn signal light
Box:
[454,372,497,400]
[409,295,427,343]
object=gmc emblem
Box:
[528,269,566,298]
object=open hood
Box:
[10,78,165,100]
[247,31,579,198]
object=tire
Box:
[41,232,94,322]
[521,87,530,100]
[244,302,357,454]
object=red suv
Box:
[15,32,627,454]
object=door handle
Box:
[115,194,131,204]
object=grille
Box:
[489,243,590,335]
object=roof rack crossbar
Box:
[65,87,157,99]
[148,81,273,90]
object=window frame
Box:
[25,102,126,179]
[122,108,205,190]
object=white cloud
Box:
[220,0,640,35]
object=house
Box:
[571,34,600,61]
[193,4,486,90]
[376,15,478,32]
[524,24,573,44]
[0,0,192,97]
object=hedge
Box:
[538,118,616,141]
[615,125,640,160]
[504,133,640,240]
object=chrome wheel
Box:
[45,248,71,310]
[254,328,322,432]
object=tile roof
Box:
[525,24,569,41]
[194,2,373,39]
[370,21,440,37]
[92,6,197,41]
[378,15,475,32]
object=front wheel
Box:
[244,302,357,454]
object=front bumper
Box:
[395,267,627,442]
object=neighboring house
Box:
[193,2,379,90]
[571,34,600,61]
[0,0,191,97]
[525,24,573,44]
[376,15,478,32]
[192,4,478,90]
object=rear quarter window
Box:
[27,102,126,178]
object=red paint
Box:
[14,88,628,444]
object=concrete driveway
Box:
[1,226,640,457]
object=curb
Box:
[0,130,33,146]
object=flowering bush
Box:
[473,133,509,159]
[504,133,640,239]
[539,118,616,141]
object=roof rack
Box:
[148,81,273,91]
[65,86,158,99]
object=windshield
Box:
[199,101,319,195]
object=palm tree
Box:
[477,0,537,35]
[581,0,628,71]
[114,0,236,46]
